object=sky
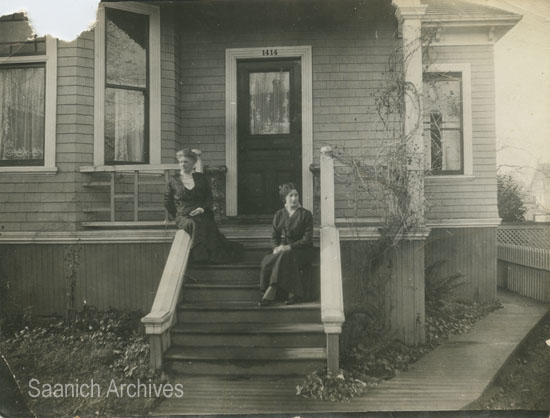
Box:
[471,0,550,186]
[1,0,549,186]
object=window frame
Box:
[93,1,160,168]
[0,36,57,174]
[423,63,473,177]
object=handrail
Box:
[141,229,192,369]
[319,146,345,374]
[80,153,227,225]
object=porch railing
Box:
[319,146,345,374]
[80,158,227,227]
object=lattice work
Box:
[497,225,550,249]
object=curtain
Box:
[249,71,290,135]
[0,66,45,162]
[105,87,145,162]
[113,89,144,162]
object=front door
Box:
[237,58,302,215]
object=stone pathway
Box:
[153,289,548,414]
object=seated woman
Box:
[164,148,243,264]
[259,183,313,306]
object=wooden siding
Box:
[0,243,170,315]
[341,239,425,345]
[425,227,497,302]
[0,31,94,232]
[497,244,550,303]
[425,45,498,222]
[176,0,399,219]
[160,6,178,163]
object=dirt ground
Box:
[468,311,550,411]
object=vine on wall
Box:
[336,27,440,342]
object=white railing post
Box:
[319,145,345,374]
[320,146,335,227]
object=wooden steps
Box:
[172,323,326,347]
[177,301,321,323]
[165,246,324,378]
[165,347,326,376]
[183,284,261,303]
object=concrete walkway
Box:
[153,290,548,414]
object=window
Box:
[94,2,160,167]
[0,34,57,172]
[249,72,290,135]
[423,64,472,176]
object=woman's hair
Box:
[278,182,298,203]
[176,148,198,163]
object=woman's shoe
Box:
[258,298,276,307]
[285,295,301,305]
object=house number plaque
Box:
[262,49,278,56]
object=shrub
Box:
[497,174,527,222]
[425,259,465,311]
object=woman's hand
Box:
[273,245,291,254]
[189,207,204,216]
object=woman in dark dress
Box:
[164,148,243,264]
[259,183,313,306]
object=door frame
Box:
[225,46,313,216]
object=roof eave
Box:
[423,16,522,28]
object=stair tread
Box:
[188,263,261,270]
[173,322,324,334]
[179,301,320,311]
[165,346,326,361]
[188,262,320,269]
[184,283,260,289]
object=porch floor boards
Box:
[154,290,548,414]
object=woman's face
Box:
[177,153,195,173]
[285,189,300,208]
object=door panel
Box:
[237,58,301,215]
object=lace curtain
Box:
[0,66,45,162]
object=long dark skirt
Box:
[260,247,312,298]
[176,213,243,264]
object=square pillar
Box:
[393,1,427,227]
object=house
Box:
[0,0,520,373]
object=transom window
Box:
[423,72,464,175]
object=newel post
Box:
[319,145,345,374]
[320,146,335,226]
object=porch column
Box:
[393,0,427,227]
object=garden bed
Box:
[0,308,180,416]
[297,299,503,401]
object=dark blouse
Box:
[271,207,313,250]
[164,172,213,219]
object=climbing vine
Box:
[332,27,441,341]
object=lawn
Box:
[468,311,550,411]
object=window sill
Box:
[80,164,178,173]
[0,166,58,174]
